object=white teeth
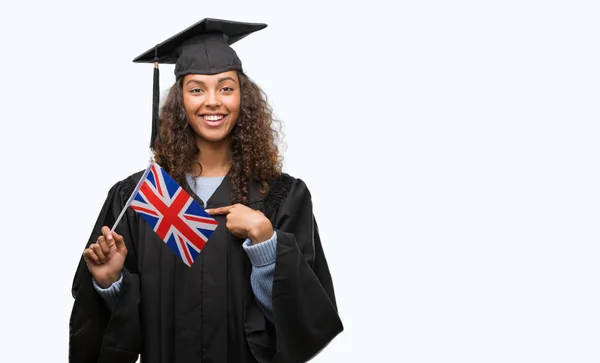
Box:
[203,115,224,121]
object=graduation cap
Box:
[133,18,268,149]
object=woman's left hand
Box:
[206,204,274,244]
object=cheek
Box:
[226,96,241,117]
[183,95,200,115]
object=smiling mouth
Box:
[201,114,226,121]
[200,114,228,127]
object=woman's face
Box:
[182,71,241,143]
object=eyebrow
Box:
[186,77,238,86]
[218,76,237,84]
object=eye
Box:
[221,87,234,92]
[190,88,204,93]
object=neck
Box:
[195,137,232,177]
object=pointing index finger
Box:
[205,205,233,215]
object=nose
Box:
[205,91,221,108]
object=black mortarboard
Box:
[133,18,268,149]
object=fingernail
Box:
[107,234,113,241]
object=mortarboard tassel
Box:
[150,46,160,149]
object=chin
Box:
[197,130,231,143]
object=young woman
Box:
[69,18,343,363]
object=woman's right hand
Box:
[83,226,128,288]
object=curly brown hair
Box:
[153,71,284,204]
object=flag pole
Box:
[110,155,154,232]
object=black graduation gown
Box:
[69,170,343,363]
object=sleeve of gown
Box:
[69,178,142,363]
[267,178,344,363]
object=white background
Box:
[1,0,599,362]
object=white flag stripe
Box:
[184,217,219,231]
[133,188,162,216]
[169,227,192,267]
[180,231,202,254]
[178,199,218,233]
[144,168,173,205]
[155,165,171,202]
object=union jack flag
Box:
[129,162,218,266]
